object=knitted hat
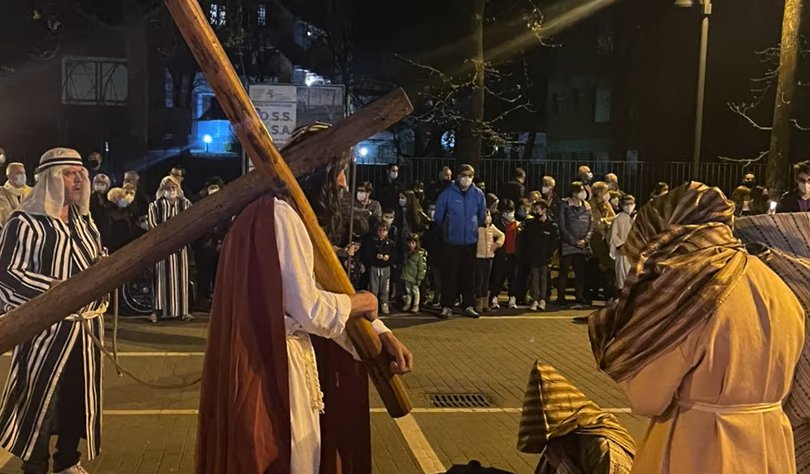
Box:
[37,148,83,174]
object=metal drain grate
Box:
[429,393,491,408]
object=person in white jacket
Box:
[608,194,636,291]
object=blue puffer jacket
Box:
[558,198,593,257]
[434,182,487,246]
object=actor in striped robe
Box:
[0,148,106,474]
[147,175,192,322]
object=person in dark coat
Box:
[377,163,402,211]
[777,160,810,213]
[519,201,559,311]
[429,166,454,203]
[500,167,527,205]
[557,182,593,308]
[192,178,230,310]
[101,187,137,254]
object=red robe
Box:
[196,195,371,473]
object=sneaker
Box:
[571,303,586,310]
[181,314,195,322]
[147,313,158,324]
[381,303,390,315]
[56,463,90,474]
[529,301,538,311]
[429,299,441,308]
[508,296,518,309]
[490,296,500,310]
[462,306,480,318]
[538,300,547,311]
[438,307,452,319]
[410,306,420,313]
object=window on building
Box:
[257,3,266,26]
[209,3,226,26]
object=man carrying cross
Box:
[0,148,106,474]
[196,124,414,474]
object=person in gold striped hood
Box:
[589,182,805,474]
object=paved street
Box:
[0,307,647,474]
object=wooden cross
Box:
[0,0,413,417]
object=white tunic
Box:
[272,198,390,473]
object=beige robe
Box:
[620,255,805,474]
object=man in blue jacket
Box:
[434,164,487,319]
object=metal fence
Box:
[353,158,766,201]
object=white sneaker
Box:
[381,303,390,315]
[56,463,90,474]
[439,307,453,319]
[529,301,538,311]
[508,296,518,309]
[181,314,195,322]
[538,300,547,311]
[147,313,158,323]
[490,296,500,309]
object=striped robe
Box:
[148,197,191,318]
[0,206,105,461]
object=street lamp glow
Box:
[358,146,369,157]
[203,134,213,144]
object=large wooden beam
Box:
[0,89,412,355]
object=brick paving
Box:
[0,309,647,474]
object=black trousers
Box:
[196,251,219,302]
[489,253,517,298]
[557,254,588,304]
[475,258,493,299]
[441,244,477,309]
[22,342,85,474]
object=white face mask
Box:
[357,191,368,202]
[389,172,399,180]
[504,211,515,222]
[623,204,636,214]
[800,182,809,195]
[428,210,435,219]
[576,191,587,201]
[208,186,220,195]
[117,199,130,208]
[383,217,394,225]
[13,175,26,187]
[0,154,5,165]
[399,197,407,207]
[541,186,550,196]
[610,197,619,207]
[459,176,473,189]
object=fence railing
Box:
[353,158,766,201]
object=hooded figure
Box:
[0,148,106,474]
[590,182,805,474]
[147,175,193,322]
[518,361,635,473]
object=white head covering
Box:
[156,175,183,200]
[18,148,90,219]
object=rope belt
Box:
[79,292,202,390]
[678,399,783,415]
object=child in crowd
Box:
[490,199,520,309]
[362,222,397,314]
[421,202,443,306]
[519,200,559,311]
[401,234,428,313]
[475,209,505,313]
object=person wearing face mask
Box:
[578,165,594,201]
[100,187,137,253]
[489,199,520,310]
[605,173,622,195]
[147,175,193,323]
[434,164,487,318]
[519,201,559,311]
[377,163,402,211]
[741,172,756,189]
[607,195,636,292]
[0,162,33,226]
[608,190,622,214]
[90,173,111,219]
[557,182,593,309]
[412,180,427,208]
[777,161,810,213]
[474,209,505,313]
[192,177,230,310]
[86,151,105,182]
[541,176,560,220]
[421,203,443,306]
[348,182,382,229]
